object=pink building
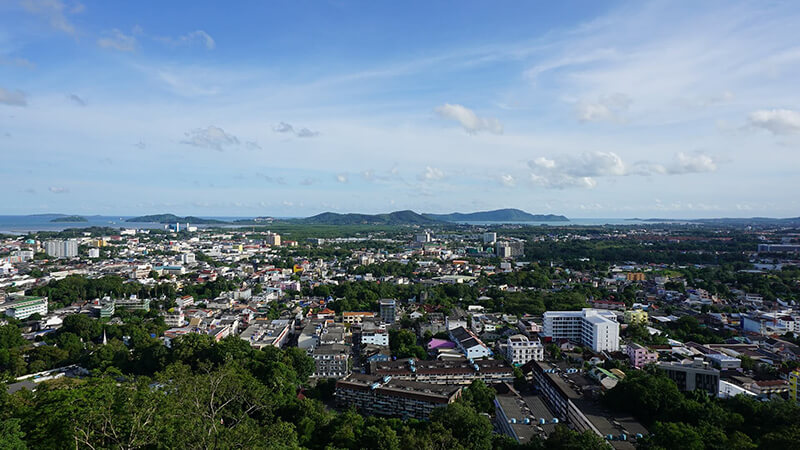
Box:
[627,342,658,369]
[427,338,456,351]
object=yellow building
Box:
[790,370,800,403]
[626,272,646,281]
[624,309,649,325]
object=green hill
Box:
[298,210,442,225]
[424,208,568,222]
[126,214,229,224]
[49,215,88,223]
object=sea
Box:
[0,215,661,234]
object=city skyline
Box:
[2,0,800,218]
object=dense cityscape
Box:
[1,215,800,448]
[4,0,800,448]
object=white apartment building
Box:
[361,329,389,347]
[44,239,78,258]
[1,296,48,319]
[505,334,544,365]
[542,308,620,352]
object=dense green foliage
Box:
[604,370,800,449]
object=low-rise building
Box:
[506,334,544,366]
[657,359,720,395]
[0,295,48,319]
[240,319,293,349]
[626,342,658,369]
[312,343,351,378]
[335,374,461,420]
[449,326,492,359]
[624,309,648,325]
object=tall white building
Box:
[265,231,281,246]
[542,308,620,352]
[44,239,78,258]
[482,232,497,244]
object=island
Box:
[125,214,229,224]
[423,208,569,223]
[49,215,88,223]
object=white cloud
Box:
[434,103,503,134]
[21,0,79,35]
[576,93,631,123]
[748,109,800,135]
[336,174,348,183]
[0,88,28,106]
[48,186,69,194]
[97,29,137,52]
[181,126,239,151]
[500,174,515,187]
[272,122,320,138]
[418,166,445,181]
[159,30,216,50]
[528,151,717,189]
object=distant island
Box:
[297,210,440,226]
[631,217,800,226]
[424,208,568,223]
[126,214,228,225]
[50,215,88,223]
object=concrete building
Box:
[44,239,78,258]
[542,309,620,352]
[342,311,376,324]
[265,232,281,246]
[623,309,648,325]
[311,343,351,378]
[790,370,799,404]
[496,240,525,258]
[506,334,544,366]
[335,374,461,420]
[626,342,658,369]
[449,326,492,359]
[162,309,185,327]
[372,358,514,385]
[240,319,292,349]
[483,232,497,244]
[114,296,151,312]
[0,296,48,319]
[657,359,720,395]
[361,329,389,347]
[494,384,558,444]
[379,299,396,324]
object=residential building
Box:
[162,309,185,328]
[449,326,492,359]
[506,334,544,365]
[624,309,648,325]
[0,296,48,319]
[115,296,151,312]
[311,343,351,378]
[240,319,292,349]
[542,308,620,352]
[790,370,799,403]
[361,329,389,347]
[335,374,461,420]
[342,311,376,324]
[626,342,658,369]
[483,232,497,244]
[494,384,557,443]
[372,358,514,385]
[44,239,78,258]
[496,240,525,258]
[379,299,396,324]
[657,359,720,395]
[265,232,281,246]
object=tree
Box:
[0,418,27,450]
[430,402,493,450]
[461,379,496,415]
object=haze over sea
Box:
[0,215,652,234]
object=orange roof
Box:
[343,311,375,317]
[319,308,335,314]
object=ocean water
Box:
[0,215,658,234]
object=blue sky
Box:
[1,0,799,218]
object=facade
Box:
[449,326,492,359]
[1,296,48,319]
[372,358,514,385]
[542,309,620,352]
[115,296,151,312]
[626,342,658,369]
[506,334,544,365]
[335,374,461,420]
[483,232,497,244]
[790,370,799,403]
[342,311,376,324]
[44,239,78,258]
[162,309,185,328]
[265,232,281,246]
[311,343,351,378]
[379,299,396,324]
[657,359,720,395]
[624,309,648,325]
[240,319,292,349]
[361,329,389,347]
[496,240,525,258]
